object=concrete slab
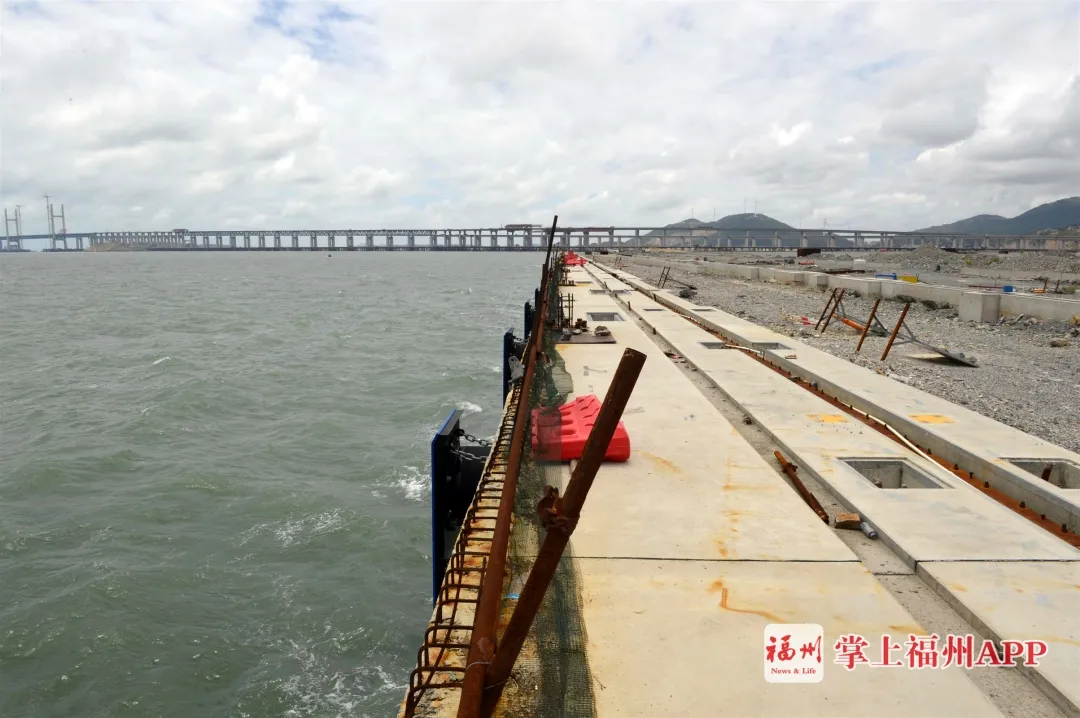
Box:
[960,291,1003,322]
[919,561,1080,716]
[615,257,1079,322]
[1001,293,1080,322]
[829,276,882,297]
[579,558,1003,718]
[555,276,855,562]
[598,264,1080,535]
[610,281,1080,565]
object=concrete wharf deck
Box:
[404,263,1079,718]
[587,263,1080,715]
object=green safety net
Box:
[498,255,597,718]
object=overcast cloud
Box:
[1,0,1078,236]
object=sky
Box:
[1,0,1078,238]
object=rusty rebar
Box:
[774,450,829,523]
[815,288,838,330]
[856,298,881,353]
[479,348,648,715]
[880,302,911,362]
[820,289,845,331]
[456,218,558,718]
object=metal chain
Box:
[459,431,492,447]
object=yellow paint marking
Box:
[910,414,955,424]
[807,413,850,424]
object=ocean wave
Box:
[151,356,171,366]
[239,509,350,549]
[456,400,483,414]
[279,641,402,718]
[385,465,427,501]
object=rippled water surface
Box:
[0,251,540,717]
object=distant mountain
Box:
[707,213,794,231]
[917,197,1080,235]
[641,212,850,248]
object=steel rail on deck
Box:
[454,217,561,718]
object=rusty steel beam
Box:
[478,348,648,715]
[774,450,829,524]
[820,289,845,331]
[814,288,838,330]
[456,218,559,718]
[880,302,911,362]
[856,298,881,353]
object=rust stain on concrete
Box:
[708,579,786,623]
[889,624,924,634]
[639,451,682,474]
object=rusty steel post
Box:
[856,298,881,353]
[880,302,911,362]
[815,288,838,330]
[820,289,845,331]
[774,450,829,523]
[478,348,648,715]
[456,219,558,718]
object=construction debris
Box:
[834,512,863,530]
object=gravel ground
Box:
[642,247,1080,281]
[614,258,1080,453]
[869,245,1080,274]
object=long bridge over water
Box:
[3,225,1079,252]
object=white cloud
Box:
[870,193,927,206]
[1,0,1078,238]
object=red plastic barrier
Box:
[563,251,586,266]
[530,394,631,462]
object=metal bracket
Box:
[537,485,578,535]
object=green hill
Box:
[917,197,1080,235]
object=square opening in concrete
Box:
[1004,459,1080,490]
[842,459,951,489]
[700,341,728,349]
[694,307,715,312]
[589,289,607,294]
[752,342,791,351]
[643,308,665,312]
[614,289,633,295]
[587,312,623,322]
